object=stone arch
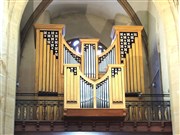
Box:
[152,1,179,134]
[1,1,179,134]
[0,1,28,134]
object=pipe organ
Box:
[34,24,144,118]
[111,26,144,93]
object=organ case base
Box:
[63,109,127,120]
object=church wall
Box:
[51,13,113,46]
[0,1,28,134]
[17,11,51,93]
[148,1,170,95]
[124,0,150,92]
[0,0,178,134]
[128,0,149,34]
[152,1,180,134]
[18,11,150,94]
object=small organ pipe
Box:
[89,45,91,78]
[88,45,90,77]
[92,46,94,78]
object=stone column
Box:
[153,1,180,134]
[0,0,28,134]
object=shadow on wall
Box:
[51,13,114,47]
[146,10,162,95]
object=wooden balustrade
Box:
[15,99,171,122]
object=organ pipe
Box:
[34,24,144,113]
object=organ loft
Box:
[34,24,144,118]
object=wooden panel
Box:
[46,43,50,91]
[58,32,62,93]
[126,54,130,93]
[132,43,137,92]
[135,37,141,92]
[138,31,144,93]
[64,109,127,117]
[55,59,58,93]
[42,38,47,92]
[129,48,133,92]
[119,69,123,101]
[38,32,44,92]
[49,51,53,92]
[35,29,40,93]
[52,55,56,92]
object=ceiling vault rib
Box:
[20,0,53,53]
[117,0,148,57]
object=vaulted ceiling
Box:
[20,0,149,55]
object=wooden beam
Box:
[21,0,53,53]
[64,109,127,118]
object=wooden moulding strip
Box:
[129,48,134,93]
[64,109,127,117]
[109,70,112,108]
[81,43,85,73]
[116,70,119,102]
[126,53,130,93]
[64,66,67,108]
[35,29,40,93]
[39,32,44,92]
[111,72,114,102]
[77,71,80,106]
[46,42,50,92]
[52,55,56,92]
[135,37,141,92]
[66,67,70,101]
[122,67,125,102]
[95,42,98,79]
[34,24,65,30]
[70,69,74,101]
[116,32,121,64]
[113,73,116,102]
[60,36,64,74]
[74,72,77,101]
[58,32,62,93]
[49,50,53,92]
[132,43,137,92]
[138,31,144,93]
[119,69,123,102]
[56,59,58,93]
[42,37,47,92]
[123,58,127,93]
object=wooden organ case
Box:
[34,24,144,119]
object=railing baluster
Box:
[15,100,171,122]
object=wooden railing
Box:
[15,99,171,122]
